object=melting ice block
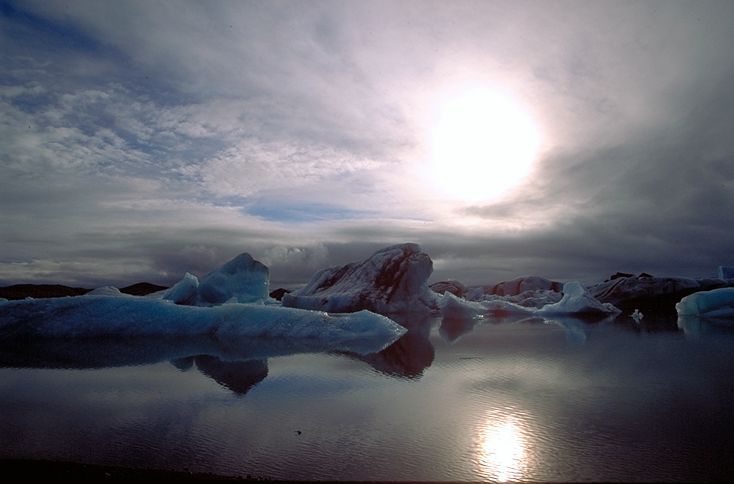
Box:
[676,287,734,318]
[282,243,438,313]
[0,296,406,354]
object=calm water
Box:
[1,314,734,482]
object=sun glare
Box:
[429,87,542,204]
[474,415,529,482]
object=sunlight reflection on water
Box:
[473,409,534,482]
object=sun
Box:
[429,87,542,204]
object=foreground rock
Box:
[282,243,438,313]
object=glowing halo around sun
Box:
[428,87,542,204]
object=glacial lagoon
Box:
[1,314,733,482]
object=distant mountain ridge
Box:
[0,282,167,300]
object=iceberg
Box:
[589,275,701,304]
[479,276,563,297]
[162,272,200,305]
[438,292,533,319]
[587,274,730,315]
[675,287,734,318]
[162,253,270,306]
[429,280,467,298]
[87,286,126,296]
[439,282,617,319]
[465,276,563,309]
[469,290,562,309]
[282,243,438,313]
[538,281,620,316]
[198,253,270,305]
[0,296,406,354]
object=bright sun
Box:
[429,87,542,204]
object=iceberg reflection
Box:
[341,312,435,378]
[193,355,268,395]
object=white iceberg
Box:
[469,290,562,309]
[282,243,438,313]
[465,276,563,309]
[0,296,406,354]
[438,292,532,319]
[538,281,621,316]
[675,287,734,318]
[439,281,618,319]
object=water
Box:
[1,314,734,481]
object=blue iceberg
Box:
[0,296,406,355]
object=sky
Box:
[1,0,734,289]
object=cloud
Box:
[1,0,733,287]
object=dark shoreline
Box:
[0,459,467,483]
[0,459,263,482]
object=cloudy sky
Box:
[2,0,733,288]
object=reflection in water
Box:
[194,356,268,395]
[171,355,269,395]
[677,315,734,337]
[439,316,477,342]
[474,412,532,482]
[346,312,435,379]
[354,330,435,378]
[543,317,589,344]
